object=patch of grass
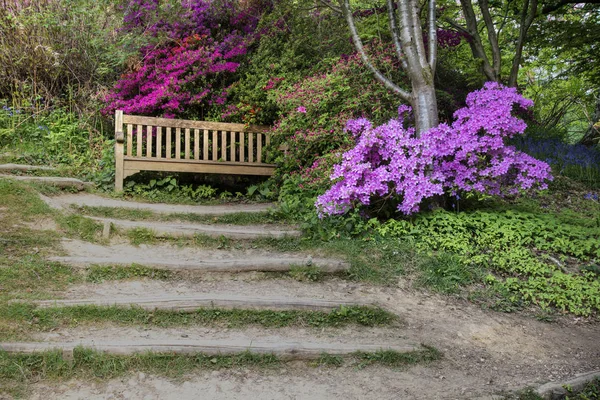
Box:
[416,253,481,294]
[1,304,396,333]
[86,265,173,283]
[126,227,156,245]
[314,353,343,367]
[73,205,290,226]
[57,214,103,242]
[289,265,324,282]
[353,345,442,369]
[0,348,279,397]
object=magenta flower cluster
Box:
[104,0,272,117]
[316,83,553,216]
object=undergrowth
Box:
[0,304,395,335]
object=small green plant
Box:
[124,176,219,203]
[86,265,173,283]
[315,353,343,367]
[126,227,156,245]
[289,265,324,282]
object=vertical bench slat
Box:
[203,129,209,161]
[136,125,142,157]
[166,127,172,159]
[230,131,236,162]
[240,132,245,163]
[212,130,218,161]
[156,126,162,158]
[257,133,263,163]
[175,128,181,159]
[221,131,227,161]
[184,128,191,159]
[146,126,153,158]
[126,124,133,156]
[194,129,200,160]
[248,132,254,163]
[266,132,271,147]
[114,110,124,192]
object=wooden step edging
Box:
[0,174,92,190]
[17,295,377,312]
[93,217,301,240]
[0,340,421,360]
[48,256,350,273]
[40,193,275,215]
[0,163,56,172]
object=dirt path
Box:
[26,278,600,399]
[7,192,599,399]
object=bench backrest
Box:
[115,110,272,164]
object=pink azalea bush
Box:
[103,0,272,118]
[316,83,553,216]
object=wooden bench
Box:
[114,110,275,191]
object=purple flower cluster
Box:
[316,83,553,216]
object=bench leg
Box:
[114,110,125,192]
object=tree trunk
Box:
[580,92,600,146]
[412,80,439,133]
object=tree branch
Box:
[542,0,600,14]
[458,0,498,82]
[428,0,437,76]
[479,0,501,79]
[317,0,342,15]
[508,0,538,87]
[387,0,409,71]
[340,0,411,102]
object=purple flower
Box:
[296,106,307,114]
[316,83,553,216]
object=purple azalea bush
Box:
[316,82,553,216]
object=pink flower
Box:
[296,106,307,113]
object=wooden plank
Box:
[194,129,199,160]
[257,133,263,163]
[230,131,236,162]
[51,254,349,273]
[166,127,172,159]
[114,110,124,192]
[248,132,254,163]
[126,124,133,156]
[26,295,375,312]
[221,131,227,161]
[156,126,162,159]
[123,115,269,133]
[184,128,191,160]
[203,129,209,161]
[0,340,419,360]
[123,159,275,176]
[212,130,218,161]
[136,124,142,157]
[146,126,152,158]
[240,132,245,163]
[85,217,301,239]
[0,175,92,190]
[175,128,181,160]
[0,164,55,172]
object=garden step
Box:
[0,339,420,360]
[19,294,375,312]
[40,192,274,215]
[0,174,92,190]
[0,163,56,172]
[51,239,349,273]
[50,255,348,273]
[91,216,301,239]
